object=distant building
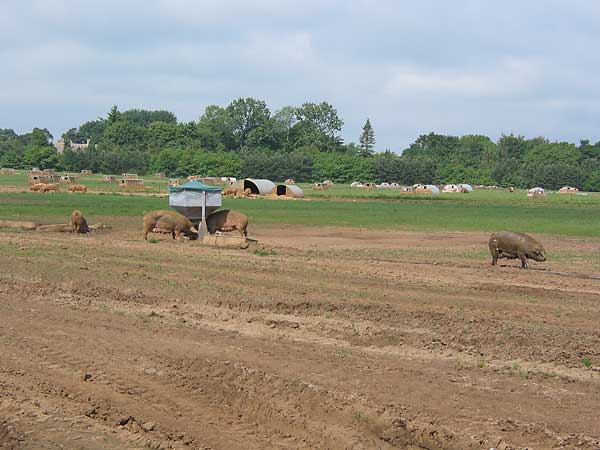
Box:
[55,138,91,154]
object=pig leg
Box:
[519,254,529,269]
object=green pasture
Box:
[0,172,172,194]
[0,188,597,236]
[296,183,600,206]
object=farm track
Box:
[0,226,599,449]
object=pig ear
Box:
[190,227,198,233]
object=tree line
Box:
[1,98,599,191]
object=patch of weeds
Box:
[354,410,367,422]
[511,362,529,380]
[455,356,470,371]
[335,348,352,358]
[147,238,159,244]
[501,324,513,338]
[477,357,487,369]
[253,248,278,257]
[139,314,151,325]
[99,304,109,312]
[350,322,359,336]
[582,357,592,368]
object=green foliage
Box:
[226,97,271,150]
[241,151,313,181]
[3,100,600,191]
[521,163,585,190]
[583,171,600,192]
[524,142,580,166]
[22,145,60,169]
[359,118,375,157]
[292,102,344,152]
[312,152,373,183]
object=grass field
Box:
[1,188,598,236]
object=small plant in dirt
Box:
[99,304,109,312]
[477,357,487,369]
[455,357,469,371]
[582,357,592,368]
[253,248,277,257]
[335,348,352,358]
[511,362,529,380]
[354,410,367,422]
[147,238,159,244]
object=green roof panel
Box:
[168,180,222,193]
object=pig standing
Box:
[205,209,248,237]
[489,231,546,269]
[143,210,197,241]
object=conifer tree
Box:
[359,118,375,156]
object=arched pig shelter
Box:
[244,178,276,195]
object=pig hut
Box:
[119,177,144,189]
[169,180,222,235]
[243,178,276,196]
[272,184,304,198]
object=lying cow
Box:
[143,210,197,241]
[489,231,546,269]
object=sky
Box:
[1,0,600,152]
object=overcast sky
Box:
[1,0,599,151]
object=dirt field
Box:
[0,223,599,450]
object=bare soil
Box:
[0,223,599,450]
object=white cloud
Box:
[2,0,600,149]
[384,58,542,98]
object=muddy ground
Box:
[0,222,599,450]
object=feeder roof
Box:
[169,180,222,192]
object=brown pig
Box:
[70,210,89,234]
[489,231,546,269]
[143,210,197,240]
[205,209,248,237]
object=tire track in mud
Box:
[1,334,304,449]
[3,284,600,450]
[2,230,600,449]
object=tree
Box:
[121,109,177,126]
[524,142,580,166]
[226,98,271,151]
[293,102,343,152]
[197,105,234,151]
[107,106,121,124]
[22,145,60,169]
[272,106,297,150]
[359,119,375,157]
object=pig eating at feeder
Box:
[205,209,248,238]
[143,210,197,241]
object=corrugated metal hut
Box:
[273,184,304,198]
[244,178,276,195]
